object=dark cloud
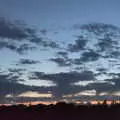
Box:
[80,50,101,62]
[8,68,26,76]
[0,41,17,51]
[0,69,118,102]
[73,77,120,93]
[0,17,60,55]
[9,68,25,73]
[56,51,68,58]
[17,43,36,54]
[50,57,72,67]
[30,37,60,49]
[86,83,115,93]
[96,36,118,52]
[0,73,28,103]
[68,36,88,52]
[0,41,36,54]
[19,58,40,65]
[30,37,43,44]
[31,71,94,83]
[72,58,82,65]
[0,17,32,40]
[105,78,120,88]
[110,51,120,58]
[0,71,56,103]
[30,71,95,97]
[79,23,120,36]
[96,68,107,74]
[47,41,60,49]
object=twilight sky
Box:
[0,0,120,104]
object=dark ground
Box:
[0,102,120,120]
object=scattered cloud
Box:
[0,17,60,55]
[56,51,68,58]
[80,50,101,62]
[0,72,31,103]
[96,36,118,52]
[50,57,72,67]
[18,58,40,65]
[17,43,36,55]
[80,23,120,36]
[0,17,30,40]
[68,36,88,52]
[1,20,120,102]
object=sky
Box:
[0,0,120,104]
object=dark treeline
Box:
[0,102,120,120]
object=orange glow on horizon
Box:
[1,100,120,107]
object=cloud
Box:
[96,36,118,52]
[31,71,95,84]
[72,58,82,65]
[69,50,101,65]
[19,79,57,87]
[0,41,36,55]
[73,80,113,87]
[80,50,101,62]
[0,72,30,103]
[18,91,53,98]
[1,21,120,102]
[63,77,118,97]
[86,82,115,93]
[8,68,26,76]
[68,36,88,52]
[0,17,32,40]
[0,69,119,102]
[99,91,120,97]
[17,43,36,54]
[0,71,56,103]
[50,57,72,67]
[96,68,107,73]
[111,91,120,96]
[56,51,68,58]
[18,58,40,65]
[63,89,96,98]
[74,89,96,97]
[29,71,95,97]
[9,68,25,73]
[79,23,120,36]
[73,80,110,86]
[0,41,17,51]
[0,40,36,54]
[0,17,60,55]
[30,37,60,49]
